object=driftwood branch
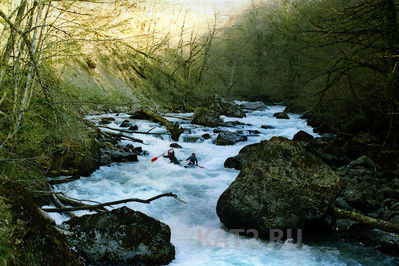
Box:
[56,193,108,213]
[332,208,399,235]
[42,192,186,213]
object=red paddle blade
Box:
[151,157,159,162]
[200,166,205,169]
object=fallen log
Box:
[83,119,145,144]
[97,125,168,135]
[162,114,192,121]
[332,207,399,235]
[139,108,184,141]
[42,192,186,213]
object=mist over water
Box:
[48,104,396,265]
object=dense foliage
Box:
[205,0,399,142]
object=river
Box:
[47,104,396,265]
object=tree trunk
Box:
[332,208,399,235]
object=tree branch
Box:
[42,192,186,213]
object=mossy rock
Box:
[217,137,342,237]
[192,107,223,127]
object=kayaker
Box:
[186,153,198,167]
[167,148,179,165]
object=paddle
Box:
[151,153,165,162]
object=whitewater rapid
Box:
[47,104,395,265]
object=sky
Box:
[172,0,252,15]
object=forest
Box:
[0,0,398,264]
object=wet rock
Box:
[293,130,315,142]
[192,107,223,127]
[60,207,175,265]
[273,112,289,119]
[334,197,354,211]
[357,229,399,256]
[217,137,342,236]
[128,125,139,131]
[390,215,399,224]
[247,130,261,135]
[391,202,399,211]
[125,144,134,152]
[304,138,350,168]
[344,190,379,212]
[348,155,376,169]
[224,143,260,170]
[216,131,247,146]
[213,128,223,133]
[170,143,182,149]
[99,117,115,125]
[226,121,251,127]
[183,136,204,143]
[132,147,143,154]
[202,133,211,140]
[239,101,267,110]
[334,219,357,232]
[101,149,138,164]
[201,94,246,118]
[224,157,243,170]
[120,120,132,128]
[261,125,274,129]
[377,187,399,201]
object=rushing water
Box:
[47,104,396,265]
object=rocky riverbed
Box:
[43,96,398,265]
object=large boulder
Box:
[239,101,267,110]
[216,131,247,146]
[217,137,342,237]
[192,107,223,127]
[60,207,175,265]
[201,94,246,118]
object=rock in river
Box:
[120,120,133,128]
[192,107,223,127]
[217,137,342,237]
[273,112,290,119]
[201,94,246,118]
[60,207,175,265]
[216,131,247,146]
[239,101,267,110]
